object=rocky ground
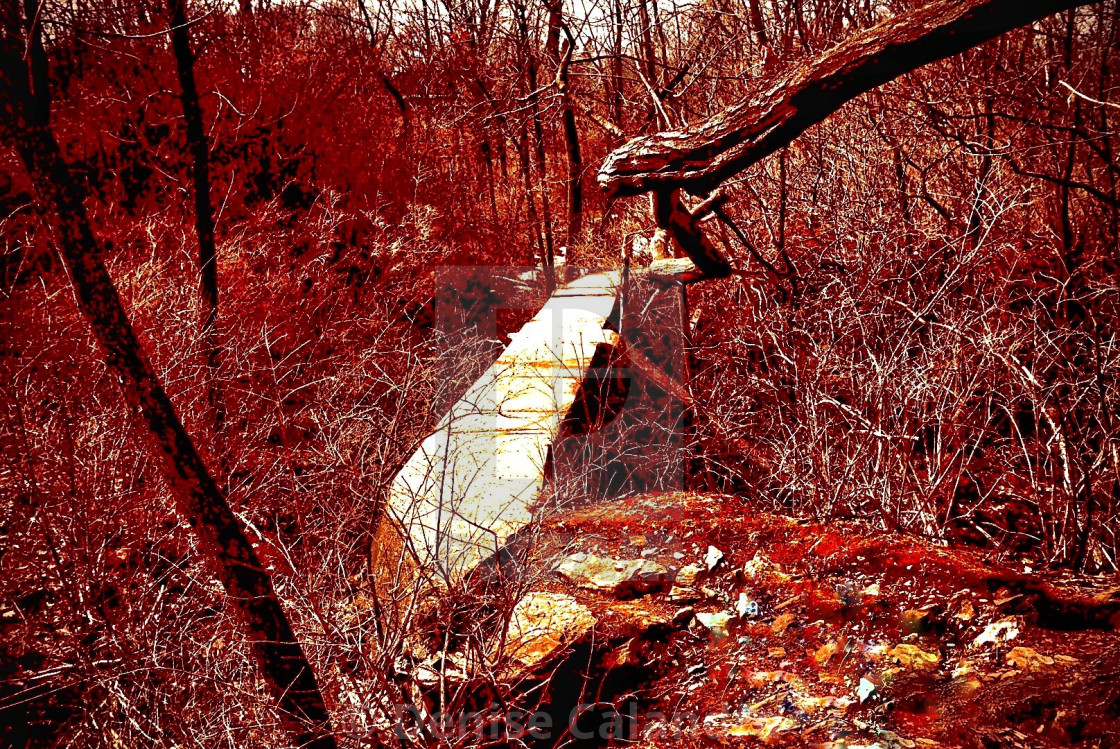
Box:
[495,492,1120,748]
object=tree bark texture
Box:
[599,0,1097,198]
[0,6,339,747]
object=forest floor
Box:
[521,492,1120,748]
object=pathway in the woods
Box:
[381,270,622,586]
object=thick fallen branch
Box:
[599,0,1096,197]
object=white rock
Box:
[706,545,724,572]
[857,677,876,702]
[676,563,704,586]
[743,553,785,579]
[973,617,1020,648]
[669,585,702,603]
[736,592,751,617]
[555,552,669,597]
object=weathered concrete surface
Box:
[373,271,622,591]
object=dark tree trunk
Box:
[516,0,556,291]
[168,0,224,459]
[652,190,733,279]
[0,6,339,747]
[611,0,624,128]
[517,122,546,267]
[746,0,768,49]
[636,0,658,85]
[556,32,583,253]
[561,98,583,250]
[544,0,562,63]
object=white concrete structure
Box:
[382,271,622,587]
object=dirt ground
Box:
[527,492,1120,748]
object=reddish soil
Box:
[532,492,1120,748]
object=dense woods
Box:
[2,0,1120,745]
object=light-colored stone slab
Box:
[503,592,596,671]
[380,271,621,588]
[554,552,669,597]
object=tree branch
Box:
[599,0,1097,197]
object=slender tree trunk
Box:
[380,72,410,140]
[517,123,546,268]
[611,0,624,127]
[168,0,225,467]
[0,6,339,747]
[650,0,670,76]
[1096,3,1119,245]
[477,79,516,230]
[529,75,557,291]
[965,91,995,245]
[169,0,217,314]
[481,138,499,220]
[560,90,583,252]
[555,27,584,253]
[517,0,555,290]
[1059,9,1082,275]
[791,0,812,53]
[636,0,658,85]
[746,0,768,46]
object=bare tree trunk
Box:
[1095,2,1119,245]
[380,72,410,140]
[530,77,557,291]
[556,27,584,253]
[0,7,339,747]
[965,91,995,245]
[636,0,658,85]
[477,78,518,233]
[421,0,432,48]
[517,0,556,291]
[891,140,914,240]
[611,0,625,128]
[544,0,562,62]
[517,122,546,266]
[481,138,499,220]
[600,0,1098,198]
[1059,9,1082,274]
[560,89,583,252]
[168,0,224,468]
[746,0,768,49]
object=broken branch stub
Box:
[653,190,733,279]
[598,0,1096,198]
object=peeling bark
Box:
[599,0,1097,197]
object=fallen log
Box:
[599,0,1096,198]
